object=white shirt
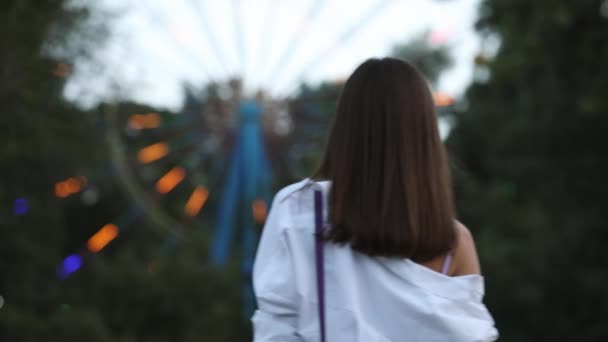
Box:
[252,179,499,342]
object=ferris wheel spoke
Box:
[231,0,247,77]
[140,1,217,82]
[253,0,280,87]
[264,0,327,87]
[189,0,233,77]
[277,0,398,95]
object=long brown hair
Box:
[314,57,455,262]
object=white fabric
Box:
[252,179,499,342]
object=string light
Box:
[87,224,119,253]
[252,199,268,223]
[128,113,161,129]
[138,142,169,164]
[57,254,83,279]
[155,167,186,194]
[433,92,455,107]
[63,255,82,273]
[55,176,87,198]
[13,198,28,215]
[184,186,209,217]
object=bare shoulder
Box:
[453,220,482,276]
[455,221,474,246]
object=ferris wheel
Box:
[54,0,457,313]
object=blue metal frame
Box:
[210,100,272,315]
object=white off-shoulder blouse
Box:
[252,179,498,342]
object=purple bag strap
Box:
[314,189,326,342]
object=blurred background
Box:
[1,0,607,340]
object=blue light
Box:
[62,254,82,275]
[13,198,28,215]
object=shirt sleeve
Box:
[251,194,302,341]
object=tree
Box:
[446,1,608,340]
[0,1,113,339]
[0,2,249,341]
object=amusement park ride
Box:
[50,0,456,314]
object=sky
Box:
[65,0,482,110]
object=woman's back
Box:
[252,179,498,341]
[252,58,497,341]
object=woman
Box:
[252,58,498,341]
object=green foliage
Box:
[447,0,608,340]
[0,1,112,340]
[60,230,249,342]
[286,81,344,178]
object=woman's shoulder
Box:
[452,220,482,276]
[265,179,331,233]
[273,179,312,203]
[273,178,330,205]
[455,221,474,246]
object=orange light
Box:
[128,113,161,129]
[184,186,209,217]
[155,167,186,194]
[65,178,81,193]
[138,142,169,164]
[433,92,455,107]
[252,199,268,223]
[55,182,69,198]
[54,176,86,198]
[87,223,119,253]
[144,113,161,128]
